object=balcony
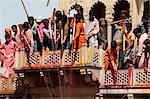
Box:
[0,46,150,96]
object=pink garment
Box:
[38,23,44,41]
[2,40,17,78]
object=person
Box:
[104,41,120,84]
[43,19,54,51]
[28,16,39,52]
[0,34,17,78]
[61,15,69,49]
[73,14,86,49]
[22,22,34,52]
[97,18,108,49]
[133,27,148,68]
[11,25,20,43]
[52,10,62,50]
[143,39,150,71]
[85,10,99,48]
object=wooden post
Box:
[14,49,19,69]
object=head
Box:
[35,16,42,24]
[75,14,82,23]
[22,22,29,30]
[28,16,34,26]
[61,15,67,25]
[111,40,117,50]
[120,10,127,19]
[133,27,142,38]
[99,18,106,27]
[43,19,49,29]
[89,10,94,21]
[5,27,11,35]
[11,25,17,33]
[55,10,62,20]
[144,39,150,48]
[5,33,11,43]
[126,23,132,33]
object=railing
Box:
[14,46,103,69]
[99,67,150,87]
[0,77,19,94]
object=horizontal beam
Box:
[99,88,150,94]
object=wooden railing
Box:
[94,67,150,87]
[14,46,104,69]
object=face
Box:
[89,15,94,21]
[29,19,34,26]
[12,27,17,33]
[99,18,105,26]
[136,33,141,38]
[6,37,11,42]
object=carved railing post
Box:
[81,44,88,65]
[14,49,19,69]
[20,49,25,68]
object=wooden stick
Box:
[20,0,29,18]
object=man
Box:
[133,27,148,68]
[28,16,41,52]
[0,34,17,78]
[43,19,54,51]
[52,10,62,50]
[104,41,120,84]
[143,39,150,71]
[22,22,34,52]
[61,15,68,49]
[11,25,20,43]
[97,18,107,49]
[85,10,99,48]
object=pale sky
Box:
[0,0,58,43]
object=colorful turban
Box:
[5,27,11,35]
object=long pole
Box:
[20,0,29,18]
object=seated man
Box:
[104,41,120,84]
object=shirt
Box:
[85,18,99,46]
[137,33,148,56]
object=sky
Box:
[0,0,58,43]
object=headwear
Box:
[36,16,43,23]
[5,27,11,34]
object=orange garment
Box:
[104,46,120,71]
[70,18,74,28]
[73,21,86,49]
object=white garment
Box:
[69,9,78,17]
[137,33,148,68]
[43,28,53,39]
[85,18,99,47]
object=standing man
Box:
[104,41,120,84]
[85,10,99,48]
[133,27,148,68]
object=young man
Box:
[43,19,54,51]
[133,27,148,68]
[61,15,68,49]
[0,34,17,78]
[22,22,34,52]
[97,18,107,49]
[85,10,99,48]
[11,25,20,43]
[104,41,120,84]
[28,16,42,52]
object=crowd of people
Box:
[0,5,149,80]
